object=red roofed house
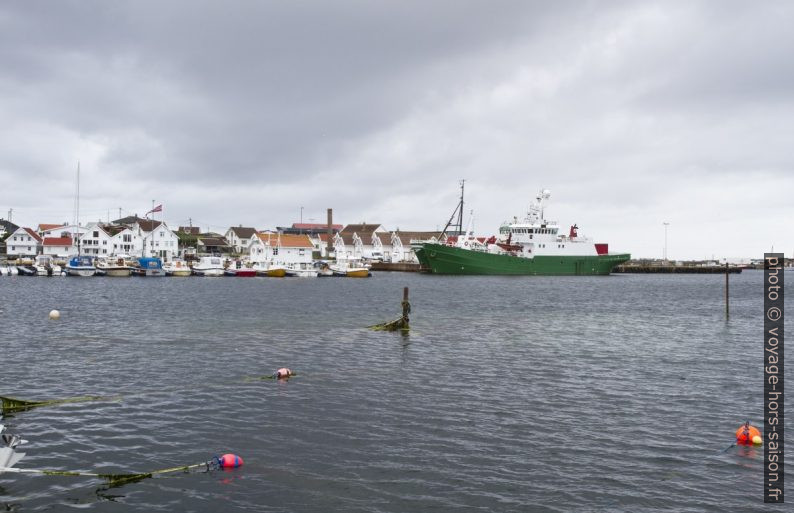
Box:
[42,237,77,258]
[249,233,314,266]
[40,223,88,241]
[6,227,42,258]
[37,223,66,236]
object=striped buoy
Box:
[218,453,243,468]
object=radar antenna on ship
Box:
[528,189,551,222]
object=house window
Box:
[93,231,99,237]
[273,248,279,255]
[11,246,15,251]
[160,231,164,237]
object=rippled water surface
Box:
[0,271,790,511]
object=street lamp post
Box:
[663,222,670,261]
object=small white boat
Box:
[285,262,318,278]
[95,257,133,277]
[33,255,64,276]
[66,256,97,277]
[192,256,225,276]
[163,258,192,277]
[0,265,19,276]
[315,261,334,277]
[0,425,27,471]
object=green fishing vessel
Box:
[414,189,630,275]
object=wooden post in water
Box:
[369,287,411,331]
[402,287,410,324]
[725,262,729,319]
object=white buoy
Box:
[49,309,60,320]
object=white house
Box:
[225,226,258,254]
[107,226,140,256]
[40,224,88,241]
[6,227,42,259]
[336,224,388,260]
[249,233,314,266]
[79,222,115,256]
[42,237,77,258]
[134,220,179,260]
[334,229,444,263]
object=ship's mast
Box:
[456,179,465,235]
[440,179,465,238]
[74,162,80,255]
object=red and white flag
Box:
[145,204,163,216]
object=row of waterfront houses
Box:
[0,217,444,265]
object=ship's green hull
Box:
[415,243,630,275]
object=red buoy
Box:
[735,423,761,445]
[218,453,243,468]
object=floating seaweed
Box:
[1,395,121,415]
[0,456,239,488]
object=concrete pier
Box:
[369,262,422,272]
[614,264,742,274]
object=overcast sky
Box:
[1,1,792,259]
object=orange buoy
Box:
[275,367,292,379]
[735,422,761,445]
[218,453,243,468]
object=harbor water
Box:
[0,271,790,511]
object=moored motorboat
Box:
[16,265,37,276]
[66,255,97,277]
[315,261,334,277]
[192,256,225,276]
[225,261,257,277]
[95,257,133,277]
[132,257,167,277]
[162,258,192,277]
[285,262,318,277]
[0,265,19,276]
[33,255,64,276]
[252,261,287,277]
[329,260,371,277]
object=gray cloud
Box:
[1,1,792,258]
